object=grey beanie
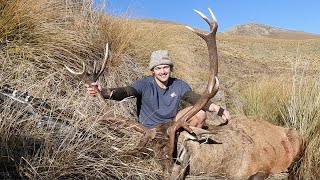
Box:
[149,50,173,70]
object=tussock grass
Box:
[236,76,291,124]
[283,73,320,179]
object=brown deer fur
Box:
[173,116,304,179]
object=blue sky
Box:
[95,0,320,34]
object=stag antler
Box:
[65,43,156,154]
[65,43,110,103]
[167,8,220,158]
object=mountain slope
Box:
[222,23,320,40]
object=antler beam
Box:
[167,8,220,159]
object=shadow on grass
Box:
[0,135,44,179]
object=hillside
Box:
[222,23,320,40]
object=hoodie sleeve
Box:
[181,90,212,111]
[100,86,138,101]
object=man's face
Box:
[152,64,172,83]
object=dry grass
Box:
[283,71,320,179]
[235,75,291,124]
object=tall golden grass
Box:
[284,73,320,179]
[237,76,291,124]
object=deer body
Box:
[173,116,304,179]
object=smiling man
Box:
[86,50,229,128]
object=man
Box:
[85,50,230,128]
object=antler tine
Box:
[65,61,86,75]
[65,43,109,84]
[194,9,213,30]
[97,43,109,78]
[194,9,218,32]
[185,9,218,49]
[208,8,218,24]
[185,25,195,32]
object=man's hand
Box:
[84,82,102,97]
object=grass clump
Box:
[236,75,291,125]
[283,74,320,179]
